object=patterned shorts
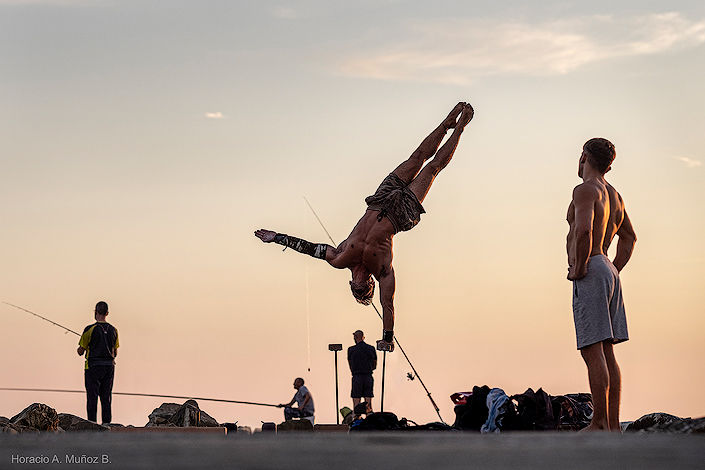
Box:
[365,173,425,233]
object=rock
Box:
[663,417,705,433]
[0,420,39,434]
[0,425,17,434]
[146,403,182,427]
[167,400,219,427]
[626,413,705,434]
[147,400,219,427]
[1,421,40,434]
[2,415,39,434]
[168,400,201,427]
[10,403,59,431]
[58,413,110,432]
[624,413,705,433]
[625,413,683,432]
[1,423,20,434]
[620,421,633,432]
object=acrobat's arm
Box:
[378,267,395,334]
[255,229,344,265]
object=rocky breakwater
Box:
[1,403,112,433]
[146,400,220,427]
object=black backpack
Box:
[452,385,491,431]
[510,388,558,430]
[350,412,402,431]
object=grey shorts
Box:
[572,255,629,349]
[365,173,425,233]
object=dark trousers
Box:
[85,365,115,424]
[284,407,313,421]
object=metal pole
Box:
[380,350,387,413]
[334,350,340,424]
[328,343,343,423]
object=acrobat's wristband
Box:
[273,233,327,260]
[383,330,394,343]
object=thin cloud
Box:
[674,156,702,168]
[0,0,104,5]
[339,12,705,84]
[271,6,298,20]
[204,112,225,120]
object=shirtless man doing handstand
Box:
[567,137,637,431]
[256,102,474,350]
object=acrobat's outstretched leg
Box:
[391,102,465,184]
[409,104,473,203]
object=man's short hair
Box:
[295,377,304,385]
[584,138,616,174]
[350,276,375,305]
[95,301,109,316]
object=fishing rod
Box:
[303,197,336,248]
[3,302,81,336]
[0,388,280,408]
[303,197,446,424]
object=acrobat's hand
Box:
[255,229,277,243]
[376,339,394,352]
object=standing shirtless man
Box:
[566,137,637,431]
[255,102,474,351]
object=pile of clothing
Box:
[451,385,594,432]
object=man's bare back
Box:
[255,102,474,349]
[567,148,636,279]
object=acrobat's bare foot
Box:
[442,102,466,130]
[255,229,277,242]
[457,103,474,128]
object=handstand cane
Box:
[380,350,387,413]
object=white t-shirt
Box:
[294,385,315,414]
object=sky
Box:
[1,0,704,430]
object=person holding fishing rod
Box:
[77,301,119,425]
[277,377,315,422]
[255,102,474,351]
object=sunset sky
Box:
[1,0,704,429]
